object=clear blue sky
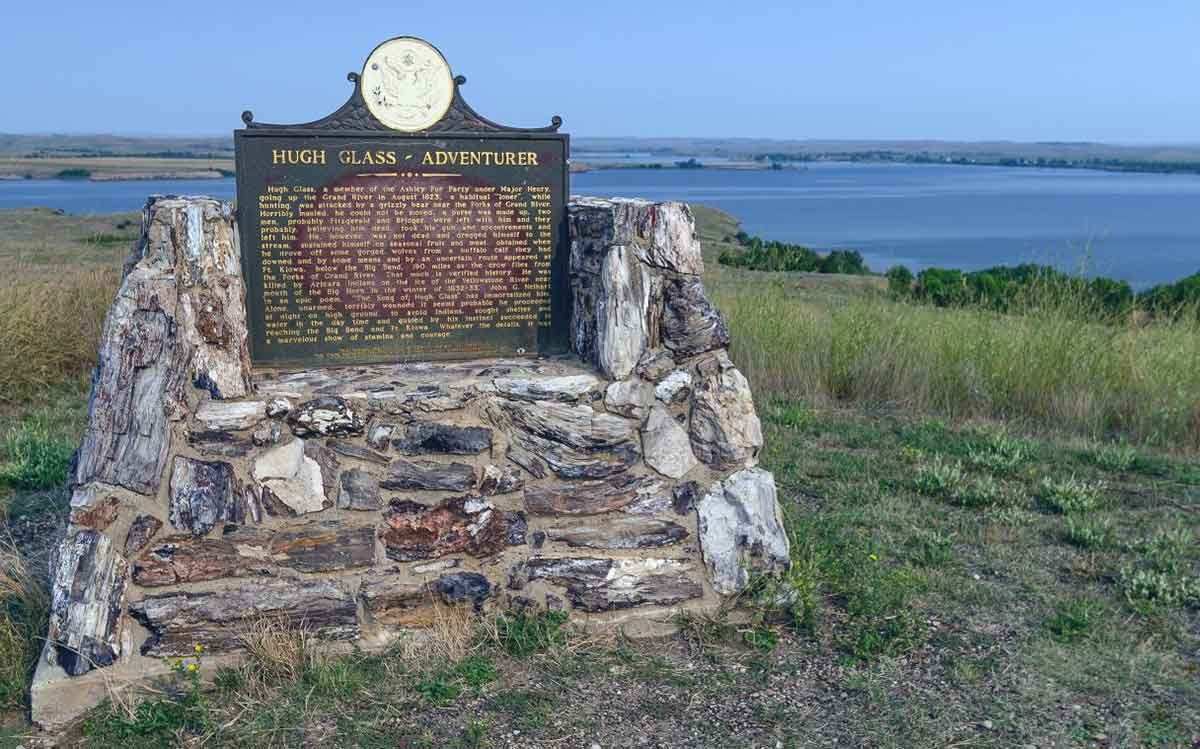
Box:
[3,0,1198,142]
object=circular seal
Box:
[360,37,454,132]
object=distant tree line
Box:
[718,232,870,275]
[885,263,1200,319]
[750,151,1200,176]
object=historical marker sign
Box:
[235,36,569,366]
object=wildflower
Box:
[187,662,198,673]
[194,643,204,654]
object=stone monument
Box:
[32,36,789,728]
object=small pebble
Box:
[982,720,994,730]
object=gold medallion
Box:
[360,37,455,132]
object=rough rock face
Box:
[394,421,493,455]
[661,277,730,358]
[252,440,326,515]
[642,406,699,479]
[338,468,381,510]
[516,557,703,612]
[36,194,787,731]
[523,474,659,515]
[379,496,507,561]
[381,458,476,492]
[288,396,364,437]
[493,374,602,402]
[361,571,493,626]
[544,515,688,549]
[689,353,763,470]
[697,468,790,595]
[478,464,524,495]
[195,400,266,431]
[130,578,358,655]
[132,523,374,586]
[47,531,128,676]
[167,457,241,535]
[487,398,640,480]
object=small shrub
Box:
[967,431,1033,474]
[1037,476,1104,514]
[487,610,568,658]
[1143,526,1195,575]
[1045,598,1103,643]
[1090,442,1140,473]
[1062,516,1114,550]
[415,672,462,703]
[83,647,210,746]
[1120,567,1200,608]
[954,475,1008,508]
[914,457,966,497]
[455,653,498,690]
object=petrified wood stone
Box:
[505,511,528,546]
[478,464,525,496]
[604,379,654,420]
[487,398,640,480]
[661,277,730,358]
[689,353,763,470]
[132,522,374,586]
[493,374,603,402]
[697,468,790,595]
[381,458,476,492]
[129,578,358,656]
[268,522,375,573]
[303,440,340,500]
[187,429,253,457]
[69,495,121,531]
[523,474,658,515]
[194,400,265,431]
[654,370,692,403]
[338,468,381,511]
[167,457,241,535]
[394,421,493,455]
[379,496,507,561]
[47,530,128,676]
[361,571,493,626]
[288,396,364,437]
[328,439,390,465]
[544,515,688,550]
[124,514,163,555]
[515,557,701,613]
[365,422,396,450]
[73,275,186,495]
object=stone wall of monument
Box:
[32,195,789,727]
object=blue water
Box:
[4,161,1200,287]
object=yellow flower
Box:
[194,644,204,654]
[187,663,198,672]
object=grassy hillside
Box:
[0,205,1196,747]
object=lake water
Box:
[4,162,1199,288]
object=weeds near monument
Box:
[82,645,211,746]
[0,538,48,709]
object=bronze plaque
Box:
[234,37,568,367]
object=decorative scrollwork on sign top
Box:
[241,72,562,134]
